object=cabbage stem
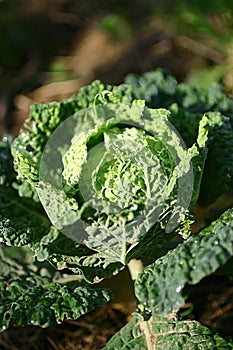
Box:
[127,258,144,281]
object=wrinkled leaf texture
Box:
[104,209,233,349]
[12,69,233,206]
[103,314,232,350]
[0,70,233,346]
[4,69,233,279]
[0,247,113,330]
[135,208,233,316]
[0,134,123,282]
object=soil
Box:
[0,1,233,349]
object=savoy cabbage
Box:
[0,69,233,349]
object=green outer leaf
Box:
[45,232,124,283]
[188,113,209,207]
[0,184,123,283]
[103,314,231,350]
[32,226,124,283]
[0,279,112,330]
[150,317,232,350]
[124,69,178,109]
[198,111,233,206]
[0,245,35,277]
[11,80,132,198]
[0,185,51,246]
[127,69,233,119]
[0,248,113,330]
[0,177,123,283]
[135,208,233,316]
[125,70,233,206]
[103,315,146,350]
[12,69,233,207]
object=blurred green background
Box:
[1,0,233,136]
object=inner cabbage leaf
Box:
[37,102,195,265]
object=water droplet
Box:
[131,204,138,211]
[144,307,152,315]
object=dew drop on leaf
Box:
[176,285,182,293]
